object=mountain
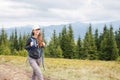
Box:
[43,20,120,40]
[1,20,120,41]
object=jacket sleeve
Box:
[25,38,31,50]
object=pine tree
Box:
[14,28,19,51]
[0,28,8,46]
[99,25,109,60]
[60,25,76,59]
[18,32,24,50]
[66,25,76,59]
[115,28,120,56]
[100,25,119,60]
[95,29,99,51]
[60,26,68,58]
[19,33,29,56]
[76,36,83,59]
[22,32,30,49]
[48,30,62,57]
[0,28,10,55]
[83,24,98,60]
[9,32,14,54]
[108,26,119,60]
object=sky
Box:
[0,0,120,28]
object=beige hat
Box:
[32,25,40,30]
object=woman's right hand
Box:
[30,42,34,47]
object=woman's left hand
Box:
[42,42,45,46]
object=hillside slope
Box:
[0,55,120,80]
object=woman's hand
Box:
[30,42,34,46]
[42,42,45,46]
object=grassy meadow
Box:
[0,55,120,80]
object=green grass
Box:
[0,55,120,80]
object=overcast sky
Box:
[0,0,120,28]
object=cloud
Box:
[0,0,120,27]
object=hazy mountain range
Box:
[2,20,120,41]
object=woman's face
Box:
[33,28,40,36]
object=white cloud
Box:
[48,8,87,22]
[0,0,36,18]
[0,0,120,27]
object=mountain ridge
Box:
[1,20,120,41]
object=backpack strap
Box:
[41,49,45,70]
[31,37,37,47]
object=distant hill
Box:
[1,20,120,41]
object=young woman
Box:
[25,25,45,80]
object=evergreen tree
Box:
[0,28,8,46]
[66,25,76,58]
[100,25,119,60]
[23,32,30,48]
[18,32,24,50]
[48,30,62,57]
[76,36,83,59]
[60,25,76,59]
[0,28,10,55]
[95,29,99,51]
[99,25,109,60]
[109,26,119,60]
[9,32,14,54]
[14,28,19,51]
[83,24,98,60]
[115,28,120,56]
[60,26,68,58]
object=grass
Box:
[0,55,120,80]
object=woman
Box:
[25,25,45,80]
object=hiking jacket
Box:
[25,36,44,59]
[25,36,45,70]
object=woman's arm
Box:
[25,38,31,50]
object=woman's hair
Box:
[31,30,43,47]
[37,33,43,46]
[31,31,34,35]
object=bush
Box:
[0,45,11,55]
[18,49,28,57]
[12,49,28,57]
[116,56,120,61]
[56,46,63,58]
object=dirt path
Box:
[0,63,53,80]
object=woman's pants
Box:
[28,56,44,80]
